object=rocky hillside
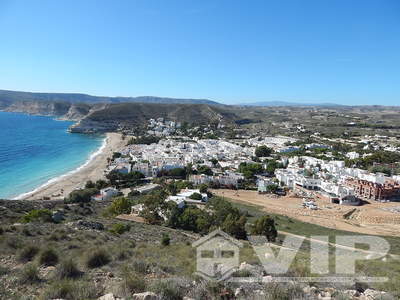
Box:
[0,96,240,132]
[69,102,238,133]
[1,100,71,117]
[0,198,396,300]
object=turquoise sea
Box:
[0,112,104,199]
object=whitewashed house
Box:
[166,196,186,209]
[91,187,119,201]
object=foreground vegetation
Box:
[1,188,399,299]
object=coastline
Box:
[16,132,125,201]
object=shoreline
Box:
[17,132,125,201]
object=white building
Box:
[91,187,119,201]
[166,196,186,209]
[257,178,276,193]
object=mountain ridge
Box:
[0,89,220,105]
[237,100,345,107]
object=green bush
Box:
[255,145,273,157]
[17,244,39,262]
[20,209,52,223]
[39,248,59,266]
[5,236,23,249]
[222,214,247,240]
[116,248,133,261]
[54,258,81,279]
[189,192,203,200]
[109,223,131,235]
[120,267,146,295]
[161,233,171,246]
[0,266,9,277]
[104,197,133,216]
[128,135,160,145]
[149,279,185,300]
[262,283,304,300]
[85,248,111,268]
[67,188,99,203]
[41,279,98,300]
[22,227,33,236]
[19,263,40,284]
[132,260,149,274]
[250,215,278,242]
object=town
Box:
[82,117,400,237]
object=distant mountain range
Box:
[238,100,345,107]
[0,89,219,105]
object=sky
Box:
[0,0,399,105]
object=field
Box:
[211,189,400,237]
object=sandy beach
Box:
[20,132,126,200]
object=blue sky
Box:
[0,0,399,105]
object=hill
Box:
[0,89,220,105]
[239,100,344,107]
[69,102,238,133]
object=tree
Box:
[112,152,122,159]
[199,184,208,194]
[207,197,242,225]
[95,179,108,190]
[255,146,273,157]
[140,191,168,225]
[106,171,145,188]
[85,180,95,188]
[222,214,247,239]
[168,168,187,178]
[189,192,203,201]
[265,160,283,175]
[165,203,182,228]
[179,208,204,232]
[106,197,132,215]
[238,162,264,179]
[251,216,278,242]
[167,183,178,195]
[266,184,279,194]
[129,135,160,145]
[197,165,213,176]
[161,233,170,246]
[67,188,99,203]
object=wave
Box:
[13,136,108,200]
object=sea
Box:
[0,111,105,199]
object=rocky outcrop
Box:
[2,100,70,117]
[58,104,91,121]
[68,119,118,133]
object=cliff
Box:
[2,101,71,117]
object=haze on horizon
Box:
[0,0,399,106]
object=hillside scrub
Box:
[104,197,134,216]
[17,244,39,262]
[20,209,53,223]
[109,223,131,235]
[39,248,59,266]
[85,248,111,268]
[66,188,99,203]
